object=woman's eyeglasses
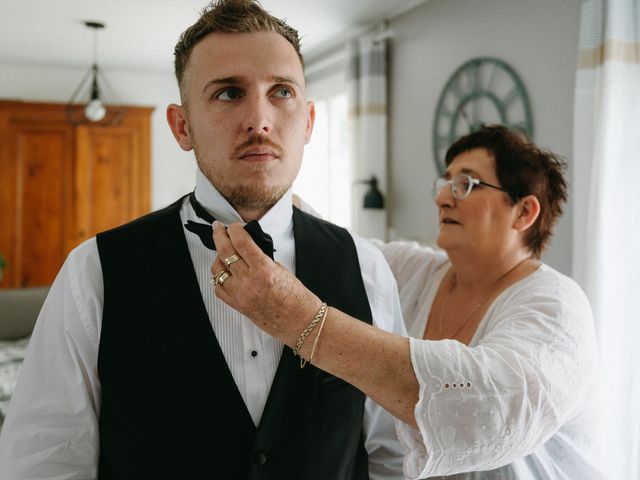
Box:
[432,173,511,200]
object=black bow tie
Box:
[184,193,275,260]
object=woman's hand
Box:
[211,222,419,427]
[210,221,321,345]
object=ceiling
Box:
[0,0,427,73]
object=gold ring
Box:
[223,254,242,269]
[210,269,227,285]
[217,271,231,286]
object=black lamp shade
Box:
[363,176,385,209]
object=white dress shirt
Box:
[0,169,406,480]
[377,241,606,480]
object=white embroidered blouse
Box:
[376,240,605,480]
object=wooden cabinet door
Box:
[74,110,151,242]
[0,122,74,287]
[0,108,17,287]
[0,101,152,289]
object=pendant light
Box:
[85,64,106,121]
[66,21,126,125]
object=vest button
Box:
[251,350,258,357]
[253,450,268,466]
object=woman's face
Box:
[435,148,519,256]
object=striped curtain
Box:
[572,1,640,478]
[348,25,388,239]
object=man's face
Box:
[169,31,314,216]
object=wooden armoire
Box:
[0,100,153,288]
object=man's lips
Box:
[238,147,279,161]
[440,217,460,225]
[234,135,283,161]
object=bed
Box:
[0,287,48,428]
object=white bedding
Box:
[0,337,30,421]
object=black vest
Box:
[96,197,373,480]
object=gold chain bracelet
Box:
[293,302,328,366]
[306,306,329,368]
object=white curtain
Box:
[572,1,640,478]
[348,25,389,240]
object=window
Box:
[294,50,352,228]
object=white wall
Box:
[0,62,196,210]
[388,0,581,275]
[1,0,583,274]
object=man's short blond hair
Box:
[173,0,304,104]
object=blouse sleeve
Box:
[372,241,446,291]
[396,269,597,479]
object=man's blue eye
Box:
[216,88,242,100]
[274,86,293,98]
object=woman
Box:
[210,126,603,478]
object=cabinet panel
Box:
[0,110,16,287]
[92,129,136,234]
[76,126,141,238]
[15,127,73,287]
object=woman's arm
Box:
[211,222,419,426]
[212,222,599,477]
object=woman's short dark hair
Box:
[173,0,303,105]
[444,125,568,258]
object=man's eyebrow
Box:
[270,75,302,88]
[202,77,242,92]
[201,75,303,93]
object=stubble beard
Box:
[194,146,292,215]
[189,120,297,215]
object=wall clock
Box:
[432,57,533,175]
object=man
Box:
[0,1,406,478]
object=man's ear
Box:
[166,104,193,151]
[304,100,316,145]
[512,194,541,232]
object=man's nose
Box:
[243,95,273,135]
